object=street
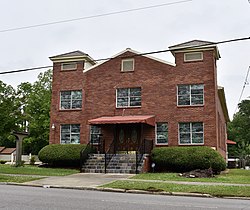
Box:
[0,185,249,210]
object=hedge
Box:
[152,146,226,173]
[38,144,92,167]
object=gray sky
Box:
[0,0,249,119]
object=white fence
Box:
[0,154,40,164]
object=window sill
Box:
[59,109,82,112]
[178,143,204,146]
[177,104,204,108]
[116,106,141,109]
[155,143,168,146]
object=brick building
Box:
[49,40,229,163]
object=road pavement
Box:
[0,185,249,210]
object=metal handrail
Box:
[135,139,153,174]
[104,139,115,173]
[80,142,93,172]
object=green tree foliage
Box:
[0,69,52,154]
[0,81,17,147]
[23,70,52,154]
[228,99,250,166]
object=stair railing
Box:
[135,139,153,174]
[104,139,115,173]
[80,142,94,172]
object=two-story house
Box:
[49,40,229,173]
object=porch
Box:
[80,115,155,173]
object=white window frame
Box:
[116,87,141,108]
[155,122,168,145]
[177,84,204,106]
[61,62,77,71]
[184,52,203,62]
[60,90,82,110]
[178,122,204,145]
[121,58,134,72]
[60,124,80,144]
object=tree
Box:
[0,81,17,147]
[228,99,250,167]
[23,69,52,154]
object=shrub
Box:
[0,160,7,164]
[29,156,36,165]
[38,144,92,167]
[152,146,226,173]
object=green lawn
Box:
[103,180,250,197]
[0,174,42,183]
[131,169,250,184]
[0,164,79,176]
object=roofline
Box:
[49,54,96,65]
[169,42,221,60]
[218,86,230,122]
[83,48,175,73]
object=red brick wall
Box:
[49,49,227,157]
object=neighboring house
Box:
[0,147,16,162]
[49,40,229,172]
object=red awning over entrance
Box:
[227,140,237,145]
[88,115,155,127]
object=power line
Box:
[0,0,192,33]
[234,66,250,114]
[0,36,250,75]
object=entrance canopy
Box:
[89,115,155,126]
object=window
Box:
[60,90,82,110]
[179,122,204,144]
[61,62,77,70]
[156,123,168,145]
[178,84,204,106]
[121,58,134,72]
[90,126,101,144]
[184,52,203,62]
[61,124,80,144]
[116,87,141,108]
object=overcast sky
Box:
[0,0,249,119]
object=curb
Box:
[2,182,250,200]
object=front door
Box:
[116,125,140,152]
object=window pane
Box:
[61,91,71,99]
[191,84,203,94]
[130,97,141,106]
[192,122,203,132]
[179,133,191,144]
[178,95,190,105]
[71,134,80,144]
[71,124,80,133]
[72,100,82,109]
[191,95,203,105]
[179,123,190,133]
[61,101,71,109]
[117,97,128,107]
[117,89,129,97]
[130,88,141,96]
[178,85,190,95]
[192,133,203,143]
[72,91,82,99]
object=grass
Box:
[0,164,79,176]
[131,169,250,184]
[0,174,42,183]
[103,180,250,197]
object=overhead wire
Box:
[0,36,250,75]
[0,0,192,33]
[234,66,250,114]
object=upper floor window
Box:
[90,126,101,144]
[156,123,168,145]
[61,124,80,144]
[60,90,82,110]
[179,122,204,144]
[177,84,204,106]
[116,87,141,108]
[121,58,134,72]
[184,52,203,62]
[61,62,77,71]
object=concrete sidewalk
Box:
[22,173,133,188]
